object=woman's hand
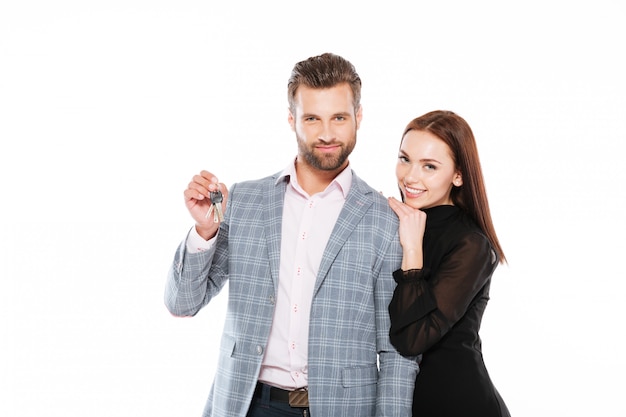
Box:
[388,196,426,270]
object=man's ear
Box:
[288,109,296,131]
[355,105,363,129]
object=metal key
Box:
[209,190,224,223]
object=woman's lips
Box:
[404,185,425,198]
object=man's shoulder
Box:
[351,173,393,205]
[231,171,282,191]
[350,173,397,221]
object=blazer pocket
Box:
[341,365,378,388]
[220,334,236,357]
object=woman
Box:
[387,110,510,416]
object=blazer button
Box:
[256,345,264,355]
[269,295,276,305]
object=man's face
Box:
[288,83,362,173]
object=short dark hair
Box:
[287,53,362,114]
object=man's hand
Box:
[184,170,229,240]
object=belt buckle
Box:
[288,389,309,407]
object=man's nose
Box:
[318,122,335,142]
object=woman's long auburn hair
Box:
[402,110,506,264]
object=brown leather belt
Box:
[254,382,309,407]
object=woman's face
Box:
[396,129,462,210]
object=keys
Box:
[206,190,224,223]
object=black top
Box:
[388,205,510,417]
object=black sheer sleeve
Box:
[388,232,497,356]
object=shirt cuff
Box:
[186,226,217,253]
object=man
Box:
[165,52,419,417]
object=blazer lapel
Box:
[314,173,373,295]
[265,174,288,290]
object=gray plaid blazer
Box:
[165,170,419,417]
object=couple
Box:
[165,53,510,417]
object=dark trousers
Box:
[246,383,310,417]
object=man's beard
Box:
[297,135,356,171]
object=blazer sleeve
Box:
[375,229,421,417]
[164,188,233,317]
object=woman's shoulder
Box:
[430,207,492,252]
[450,212,497,265]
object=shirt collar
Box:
[276,157,352,199]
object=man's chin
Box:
[317,158,347,171]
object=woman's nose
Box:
[404,164,420,182]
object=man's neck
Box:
[294,160,348,196]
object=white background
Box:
[1,1,624,416]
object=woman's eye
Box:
[424,164,436,170]
[398,155,409,163]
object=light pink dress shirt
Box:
[186,160,352,390]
